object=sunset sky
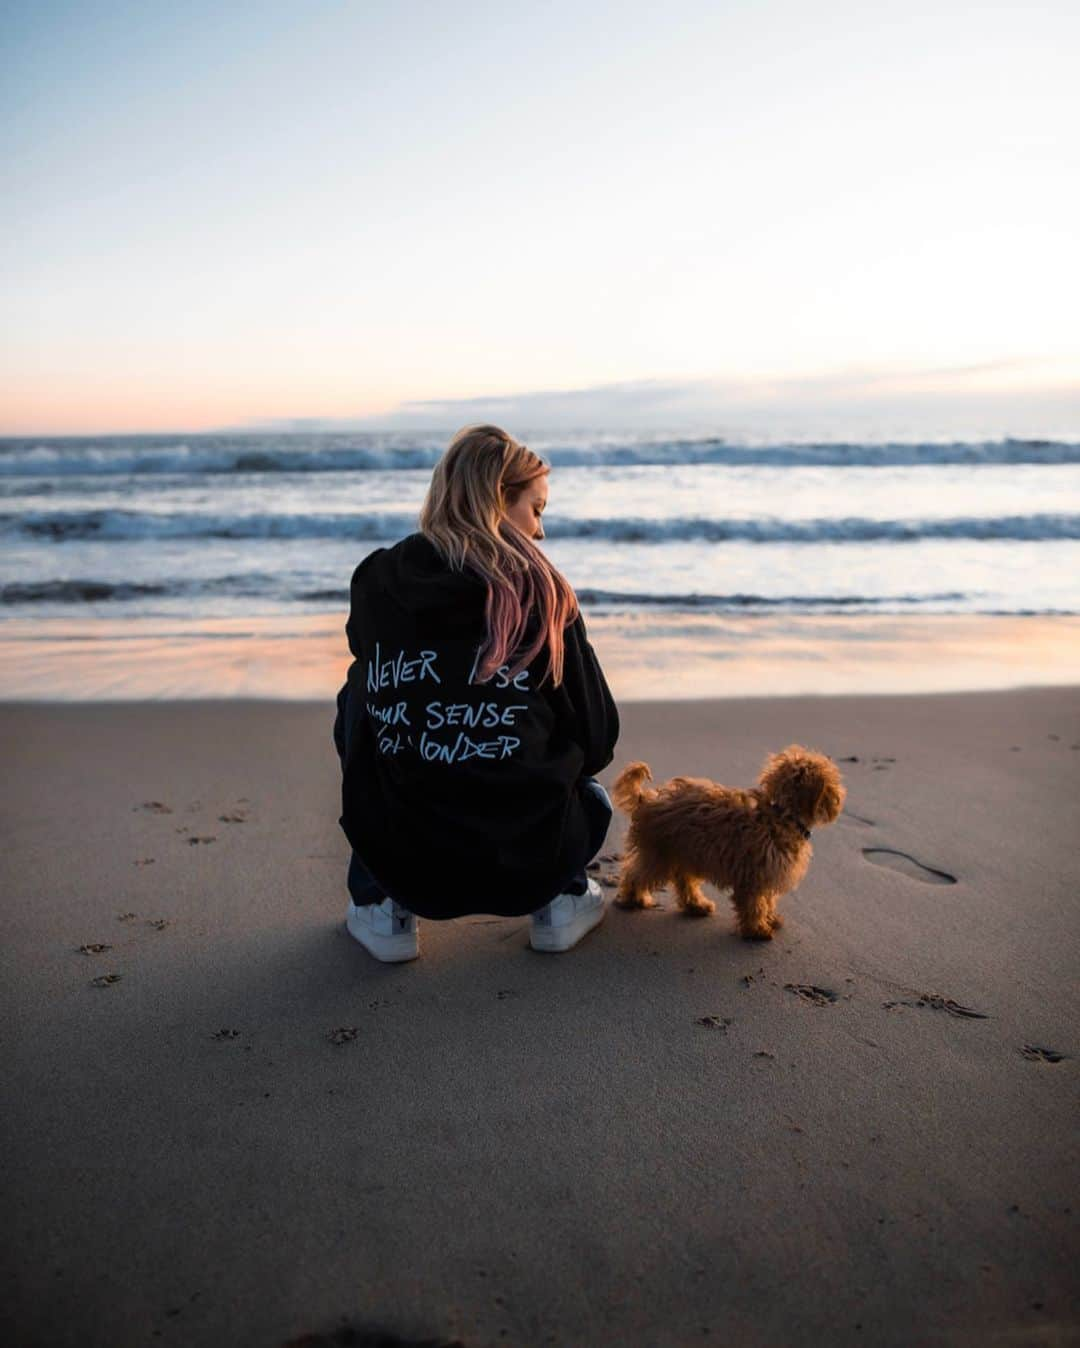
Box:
[3,0,1078,437]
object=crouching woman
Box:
[333,423,619,962]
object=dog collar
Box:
[763,800,812,841]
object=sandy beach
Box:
[2,685,1077,1347]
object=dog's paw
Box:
[739,926,775,942]
[614,891,657,910]
[681,897,716,918]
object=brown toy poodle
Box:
[610,745,846,941]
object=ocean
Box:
[2,432,1079,624]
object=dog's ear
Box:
[813,776,845,820]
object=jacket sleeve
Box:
[553,611,620,777]
[345,548,386,660]
[333,549,386,765]
[333,673,363,768]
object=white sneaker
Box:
[345,897,419,963]
[529,877,607,953]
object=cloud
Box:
[367,361,1078,434]
[229,359,1079,439]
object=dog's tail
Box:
[611,760,655,814]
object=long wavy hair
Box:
[417,424,580,688]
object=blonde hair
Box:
[417,423,580,688]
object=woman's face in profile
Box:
[504,475,548,541]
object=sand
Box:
[2,686,1078,1347]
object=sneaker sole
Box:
[529,900,607,953]
[345,904,419,963]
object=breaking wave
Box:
[7,508,1078,544]
[0,434,1077,476]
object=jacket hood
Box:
[369,532,489,628]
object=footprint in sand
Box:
[90,973,121,987]
[1019,1044,1067,1063]
[784,984,839,1006]
[211,1028,241,1041]
[146,918,170,930]
[327,1026,359,1045]
[830,753,894,770]
[77,942,112,954]
[186,835,217,846]
[282,1325,465,1348]
[883,993,988,1018]
[695,1015,733,1031]
[862,847,957,885]
[217,811,248,824]
[116,911,138,922]
[134,801,172,814]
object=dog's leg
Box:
[765,897,785,932]
[672,871,716,918]
[614,851,658,910]
[732,886,774,941]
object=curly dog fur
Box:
[610,746,846,941]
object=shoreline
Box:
[2,679,1079,710]
[1,610,1078,700]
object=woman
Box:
[333,423,620,963]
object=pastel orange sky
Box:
[4,0,1078,437]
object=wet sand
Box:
[2,609,1079,699]
[2,687,1078,1346]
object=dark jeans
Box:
[346,777,615,914]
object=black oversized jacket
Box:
[332,531,620,919]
